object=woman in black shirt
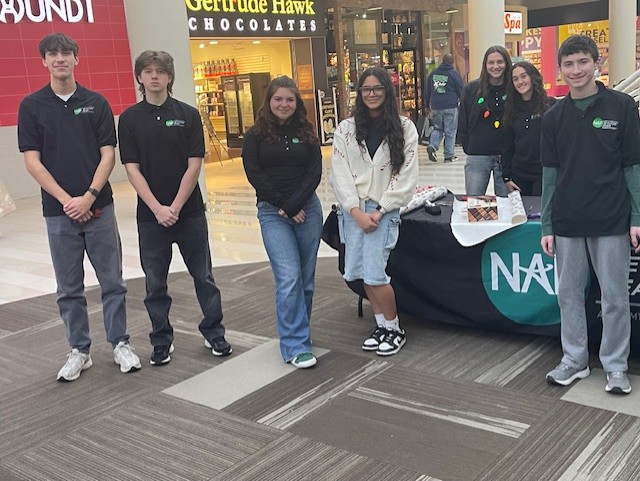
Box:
[242,76,322,369]
[502,61,556,196]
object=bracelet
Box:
[375,205,388,215]
[87,187,100,197]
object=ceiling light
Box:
[252,40,261,44]
[445,2,459,14]
[209,40,219,45]
[199,43,205,48]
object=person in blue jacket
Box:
[424,53,464,163]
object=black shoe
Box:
[205,337,233,357]
[150,343,174,366]
[427,145,438,162]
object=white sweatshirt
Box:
[329,116,419,213]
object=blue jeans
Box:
[138,212,225,347]
[257,195,323,362]
[464,155,508,197]
[429,108,458,158]
[45,203,128,352]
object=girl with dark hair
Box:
[242,76,323,369]
[329,67,419,356]
[458,45,512,196]
[502,61,557,196]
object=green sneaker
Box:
[291,352,317,369]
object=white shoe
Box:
[57,349,92,382]
[114,341,142,373]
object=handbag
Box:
[416,113,434,146]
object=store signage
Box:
[317,88,337,145]
[504,12,522,35]
[185,0,323,37]
[0,0,94,23]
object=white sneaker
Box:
[57,349,92,382]
[114,341,142,373]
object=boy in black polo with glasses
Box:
[118,50,232,365]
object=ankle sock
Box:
[384,316,401,332]
[374,313,386,328]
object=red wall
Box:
[0,0,136,127]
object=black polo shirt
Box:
[17,83,116,217]
[118,97,205,223]
[541,82,640,236]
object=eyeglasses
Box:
[359,85,385,96]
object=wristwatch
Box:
[375,205,387,215]
[87,187,100,197]
[502,177,511,183]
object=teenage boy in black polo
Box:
[541,35,640,394]
[18,32,141,381]
[118,50,232,365]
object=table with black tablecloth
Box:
[322,195,640,346]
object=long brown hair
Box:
[250,76,319,145]
[503,61,550,127]
[476,45,512,99]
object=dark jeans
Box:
[138,213,225,347]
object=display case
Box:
[194,76,226,134]
[221,73,270,148]
[389,49,421,121]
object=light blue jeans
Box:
[555,234,630,372]
[257,194,323,362]
[464,155,508,197]
[45,203,128,352]
[429,108,458,159]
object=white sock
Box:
[374,313,385,328]
[384,316,400,332]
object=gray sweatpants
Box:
[555,234,630,372]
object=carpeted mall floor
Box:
[3,257,640,481]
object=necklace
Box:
[477,92,507,129]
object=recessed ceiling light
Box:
[209,40,219,45]
[199,43,205,48]
[252,40,261,44]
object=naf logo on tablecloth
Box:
[480,228,562,326]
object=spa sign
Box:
[186,0,324,37]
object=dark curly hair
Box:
[503,61,550,127]
[353,67,405,175]
[476,45,512,99]
[250,76,319,145]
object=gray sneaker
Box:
[57,349,92,382]
[546,363,590,386]
[606,371,632,394]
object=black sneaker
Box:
[427,145,438,162]
[205,337,233,357]
[376,329,406,356]
[150,343,174,366]
[362,326,387,351]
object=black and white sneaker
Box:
[362,326,387,351]
[150,343,174,366]
[376,329,406,356]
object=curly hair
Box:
[353,67,405,175]
[476,45,512,99]
[250,76,319,145]
[503,61,550,127]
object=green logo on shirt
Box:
[592,117,604,128]
[73,106,95,115]
[165,119,186,127]
[292,137,300,143]
[165,120,174,127]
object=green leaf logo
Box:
[165,120,174,127]
[592,117,603,128]
[74,108,82,115]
